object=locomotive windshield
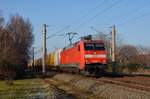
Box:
[84,43,105,50]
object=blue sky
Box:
[1,0,150,58]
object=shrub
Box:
[126,64,144,73]
[0,59,25,80]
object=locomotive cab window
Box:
[84,43,94,50]
[95,43,105,50]
[84,43,105,50]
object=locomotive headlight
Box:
[86,60,90,64]
[102,59,106,63]
[86,60,89,63]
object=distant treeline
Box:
[115,45,150,73]
[116,45,150,67]
[97,33,150,73]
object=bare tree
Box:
[96,32,124,61]
[6,15,34,67]
[114,45,144,73]
[0,29,18,80]
[138,46,150,67]
[0,14,4,39]
[116,45,139,65]
[0,19,4,28]
[0,14,4,27]
[0,14,34,80]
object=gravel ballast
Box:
[46,73,150,99]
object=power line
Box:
[47,34,67,39]
[70,0,107,26]
[46,25,70,39]
[52,0,114,34]
[94,1,150,28]
[46,0,108,37]
[117,11,150,26]
[114,1,150,27]
[73,0,121,30]
[118,2,150,19]
[90,26,111,39]
[95,1,150,28]
[112,0,150,26]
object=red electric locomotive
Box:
[60,35,107,74]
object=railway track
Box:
[96,77,150,92]
[66,71,150,92]
[34,70,150,92]
[72,71,150,92]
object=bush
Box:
[126,64,144,73]
[0,59,25,80]
[106,61,145,74]
[0,14,34,80]
[106,62,124,73]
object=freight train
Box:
[34,35,107,75]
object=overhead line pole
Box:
[42,24,48,74]
[111,25,116,62]
[32,47,35,72]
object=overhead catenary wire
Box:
[70,0,107,26]
[96,2,150,26]
[117,11,150,26]
[91,26,111,39]
[46,0,111,39]
[44,0,121,53]
[49,0,108,37]
[47,33,67,39]
[73,0,121,31]
[44,0,108,56]
[113,1,150,27]
[46,25,70,39]
[117,2,150,19]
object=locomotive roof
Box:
[63,41,80,50]
[63,39,104,50]
[83,39,104,43]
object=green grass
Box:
[0,78,50,99]
[0,78,41,90]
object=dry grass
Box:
[0,78,50,99]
